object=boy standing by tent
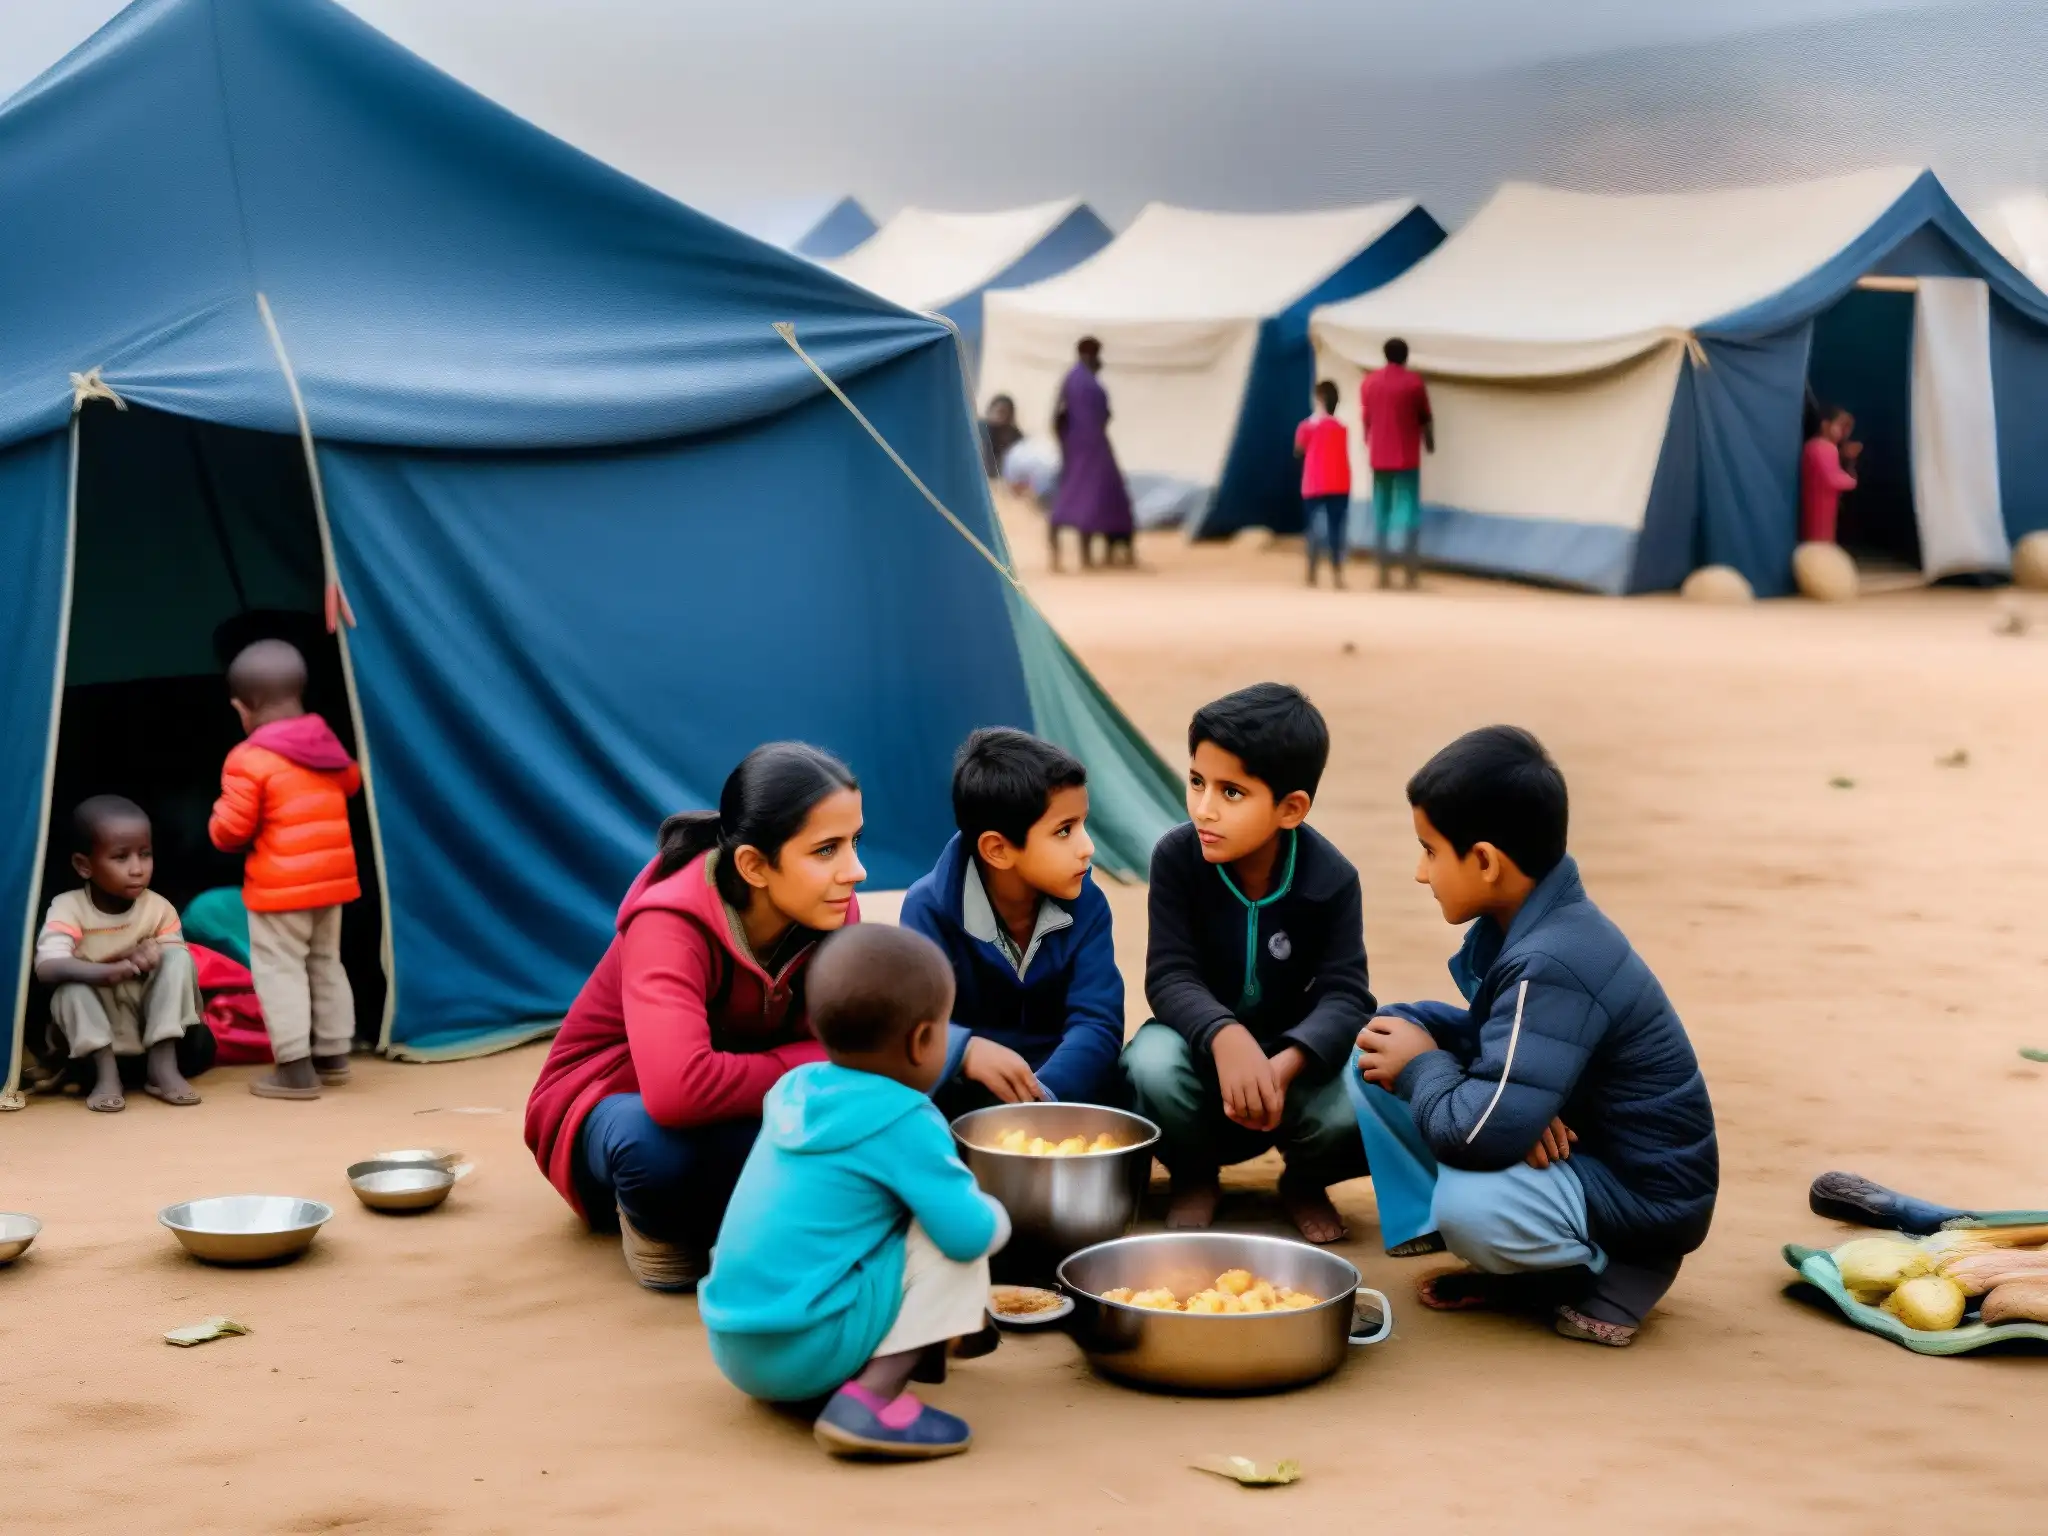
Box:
[1122,684,1372,1243]
[209,640,362,1101]
[1360,337,1433,589]
[1295,379,1353,589]
[900,729,1124,1115]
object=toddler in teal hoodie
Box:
[700,925,1008,1460]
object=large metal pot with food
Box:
[1058,1230,1393,1393]
[951,1103,1159,1271]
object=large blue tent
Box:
[0,0,1179,1094]
[704,196,879,260]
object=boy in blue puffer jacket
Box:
[901,728,1124,1114]
[1352,726,1717,1347]
[700,926,1008,1460]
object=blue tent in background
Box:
[706,196,879,260]
[1311,170,2048,595]
[0,0,1180,1094]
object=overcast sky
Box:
[0,0,2004,222]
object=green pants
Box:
[1120,1022,1367,1187]
[1371,468,1421,538]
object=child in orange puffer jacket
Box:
[209,640,362,1101]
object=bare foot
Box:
[250,1057,322,1100]
[85,1048,125,1113]
[1278,1175,1346,1243]
[143,1040,200,1106]
[1166,1172,1221,1229]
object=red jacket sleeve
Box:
[620,909,796,1127]
[209,748,263,852]
[339,761,362,798]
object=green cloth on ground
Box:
[181,887,250,968]
[1120,1020,1365,1186]
[1784,1242,2048,1355]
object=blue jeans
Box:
[1346,1070,1605,1274]
[1304,493,1349,566]
[573,1093,760,1247]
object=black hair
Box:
[227,638,308,710]
[1405,725,1568,880]
[1382,337,1410,366]
[73,794,149,856]
[987,393,1015,413]
[952,727,1086,850]
[655,742,858,909]
[807,925,954,1054]
[1077,336,1102,358]
[1188,683,1329,803]
[1314,379,1340,411]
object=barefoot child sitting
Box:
[208,640,362,1100]
[699,925,1009,1461]
[901,728,1124,1116]
[1122,683,1373,1244]
[34,797,201,1111]
[1352,726,1718,1346]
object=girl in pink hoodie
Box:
[525,744,866,1291]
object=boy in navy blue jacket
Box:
[1353,726,1718,1347]
[901,729,1125,1115]
[1124,684,1372,1245]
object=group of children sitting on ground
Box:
[517,682,1719,1461]
[33,639,364,1109]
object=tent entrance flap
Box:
[1910,278,2009,580]
[1808,290,1919,569]
[32,403,388,1069]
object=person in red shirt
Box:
[1360,337,1435,589]
[1799,407,1861,545]
[524,743,866,1292]
[1294,379,1354,589]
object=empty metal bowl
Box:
[0,1212,41,1264]
[951,1104,1160,1268]
[346,1161,455,1214]
[159,1196,333,1265]
[1059,1230,1393,1393]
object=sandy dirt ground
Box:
[7,501,2048,1533]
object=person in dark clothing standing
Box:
[1123,684,1373,1244]
[1353,726,1718,1347]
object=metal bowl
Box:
[346,1162,455,1214]
[1058,1231,1393,1393]
[952,1104,1160,1267]
[159,1196,333,1265]
[0,1212,41,1264]
[362,1148,464,1173]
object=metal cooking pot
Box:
[951,1103,1159,1269]
[1058,1230,1393,1393]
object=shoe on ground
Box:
[1553,1304,1637,1347]
[617,1204,703,1293]
[813,1384,971,1460]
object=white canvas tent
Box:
[825,199,1111,355]
[979,202,1444,534]
[1983,192,2048,288]
[1311,169,2048,594]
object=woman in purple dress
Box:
[1051,337,1135,571]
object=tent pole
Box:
[4,419,82,1105]
[256,293,399,1056]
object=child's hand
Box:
[1524,1117,1577,1170]
[962,1038,1046,1104]
[1356,1014,1437,1086]
[102,957,143,983]
[129,939,162,975]
[1213,1024,1282,1131]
